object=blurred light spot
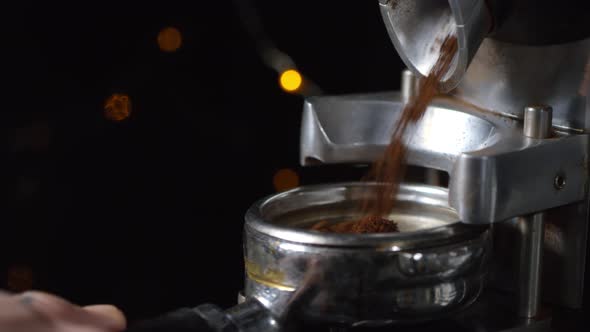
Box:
[104,93,132,122]
[7,266,33,292]
[158,27,182,52]
[279,69,302,92]
[273,168,300,192]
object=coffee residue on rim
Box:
[311,35,458,234]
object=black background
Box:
[0,0,406,323]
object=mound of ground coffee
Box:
[351,216,399,233]
[310,216,398,234]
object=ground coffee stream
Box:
[311,35,459,234]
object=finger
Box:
[18,290,74,311]
[18,291,124,331]
[0,295,50,332]
[52,321,112,332]
[2,292,110,332]
[84,305,127,331]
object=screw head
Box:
[554,174,566,190]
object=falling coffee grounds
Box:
[310,35,458,234]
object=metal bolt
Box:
[401,69,420,104]
[523,105,553,139]
[517,104,553,318]
[554,174,566,190]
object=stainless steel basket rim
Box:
[245,182,487,249]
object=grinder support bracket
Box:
[448,132,589,224]
[299,93,590,225]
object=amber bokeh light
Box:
[273,168,300,192]
[157,27,182,52]
[279,69,303,92]
[104,93,132,122]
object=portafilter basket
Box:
[243,182,491,328]
[126,182,491,332]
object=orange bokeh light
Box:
[273,168,300,192]
[279,69,303,92]
[104,93,132,122]
[158,27,182,52]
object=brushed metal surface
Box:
[244,183,490,326]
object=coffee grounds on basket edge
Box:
[311,35,459,234]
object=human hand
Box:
[0,290,126,332]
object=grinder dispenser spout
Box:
[379,0,492,92]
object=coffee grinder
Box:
[127,1,590,331]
